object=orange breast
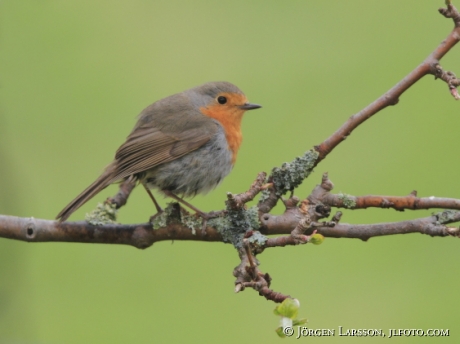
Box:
[200,104,245,165]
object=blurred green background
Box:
[1,0,460,343]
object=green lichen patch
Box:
[208,215,230,233]
[85,202,118,225]
[258,188,271,203]
[210,205,261,247]
[435,209,460,224]
[150,203,203,233]
[246,206,261,230]
[150,203,179,230]
[247,231,268,246]
[337,193,356,209]
[181,213,202,235]
[270,149,319,196]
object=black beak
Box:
[239,103,262,110]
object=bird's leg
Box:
[162,190,227,232]
[142,183,163,220]
[162,190,207,218]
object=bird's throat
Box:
[200,106,244,165]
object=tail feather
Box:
[56,164,117,222]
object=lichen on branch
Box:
[269,149,319,196]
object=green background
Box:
[1,1,460,343]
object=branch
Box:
[1,2,459,310]
[0,215,222,249]
[260,173,460,241]
[325,193,460,211]
[2,203,458,248]
[228,172,267,209]
[108,179,136,209]
[439,1,460,26]
[310,173,460,212]
[233,239,291,303]
[317,216,460,241]
[433,63,460,99]
[314,2,460,165]
[255,3,460,216]
[261,211,460,241]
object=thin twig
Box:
[314,7,460,166]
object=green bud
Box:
[273,298,300,319]
[310,233,325,245]
[275,327,286,338]
[293,318,308,326]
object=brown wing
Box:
[56,122,216,222]
[111,124,214,181]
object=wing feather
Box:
[111,125,216,181]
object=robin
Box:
[56,81,261,222]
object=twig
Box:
[108,179,136,209]
[229,172,267,209]
[433,64,460,99]
[261,212,460,241]
[439,1,460,26]
[324,193,460,211]
[314,3,460,165]
[309,173,460,212]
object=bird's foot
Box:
[149,202,183,224]
[157,191,230,234]
[149,211,163,223]
[197,209,226,220]
[194,210,227,234]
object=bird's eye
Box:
[217,96,227,104]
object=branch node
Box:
[299,199,310,215]
[235,283,244,293]
[260,183,273,190]
[230,172,268,209]
[331,211,343,223]
[24,217,36,239]
[317,221,336,228]
[447,226,460,237]
[314,204,331,218]
[380,199,395,209]
[258,286,291,303]
[321,172,334,191]
[432,63,460,100]
[226,192,240,210]
[282,195,300,209]
[450,87,460,100]
[439,2,460,26]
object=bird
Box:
[56,81,261,222]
